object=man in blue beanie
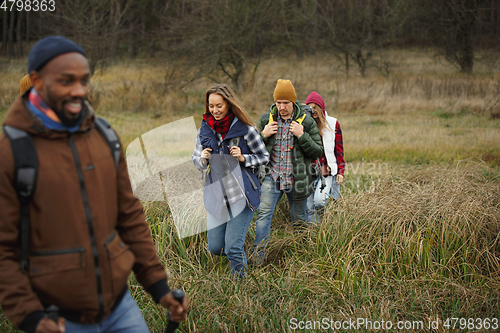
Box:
[0,36,188,333]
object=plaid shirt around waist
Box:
[270,117,293,191]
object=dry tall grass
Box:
[138,162,499,332]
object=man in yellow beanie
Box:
[251,79,323,266]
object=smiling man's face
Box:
[31,52,90,126]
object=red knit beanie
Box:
[306,91,325,115]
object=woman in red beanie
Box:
[305,91,345,222]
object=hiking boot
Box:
[247,251,267,268]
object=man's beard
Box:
[54,103,84,128]
[45,87,85,127]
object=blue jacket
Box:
[199,119,261,218]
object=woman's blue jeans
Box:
[207,199,254,278]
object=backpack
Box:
[2,117,120,274]
[203,135,259,191]
[266,100,313,125]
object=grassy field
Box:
[0,49,499,332]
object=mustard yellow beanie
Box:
[20,74,32,95]
[273,79,296,102]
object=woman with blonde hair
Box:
[305,91,345,223]
[192,83,269,278]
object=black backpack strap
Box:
[228,136,258,190]
[2,119,119,274]
[228,137,240,148]
[3,125,38,274]
[94,117,120,170]
[243,168,258,190]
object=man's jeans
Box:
[64,289,150,333]
[306,175,340,223]
[253,176,308,257]
[207,199,254,278]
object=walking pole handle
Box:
[165,289,185,333]
[46,305,59,323]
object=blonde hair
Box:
[205,83,254,127]
[309,104,332,136]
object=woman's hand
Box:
[201,148,212,164]
[336,174,344,185]
[230,146,245,163]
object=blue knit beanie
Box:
[28,36,87,73]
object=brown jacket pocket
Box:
[29,248,86,277]
[104,231,135,298]
[28,247,92,310]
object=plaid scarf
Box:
[27,89,82,133]
[203,112,235,139]
[29,89,61,122]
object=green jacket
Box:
[257,102,323,200]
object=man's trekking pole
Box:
[165,289,185,333]
[46,305,59,323]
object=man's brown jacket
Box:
[0,92,170,330]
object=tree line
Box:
[1,0,499,87]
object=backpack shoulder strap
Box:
[228,136,240,148]
[95,117,120,170]
[296,113,306,125]
[3,125,38,274]
[268,112,274,125]
[2,118,119,274]
[227,135,258,190]
[296,100,312,124]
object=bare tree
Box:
[414,0,490,74]
[109,0,133,60]
[44,0,135,74]
[25,11,30,45]
[8,11,15,58]
[1,11,8,54]
[446,0,489,74]
[124,0,159,59]
[167,0,275,91]
[276,0,319,60]
[9,0,496,79]
[16,11,24,58]
[318,0,406,76]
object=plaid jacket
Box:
[269,116,294,190]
